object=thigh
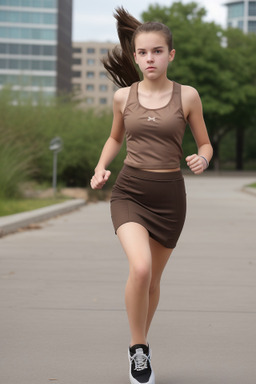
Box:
[117,222,152,270]
[149,237,173,286]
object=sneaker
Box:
[128,344,155,384]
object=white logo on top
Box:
[147,116,156,122]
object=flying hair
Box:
[102,7,173,88]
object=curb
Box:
[242,186,256,197]
[0,199,86,237]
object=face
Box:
[134,32,175,80]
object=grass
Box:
[249,183,256,188]
[0,197,69,217]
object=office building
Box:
[0,0,72,102]
[225,0,256,33]
[72,41,118,108]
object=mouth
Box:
[146,66,156,71]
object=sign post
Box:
[49,137,63,197]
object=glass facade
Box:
[0,26,56,40]
[0,10,56,24]
[0,0,72,102]
[248,20,256,31]
[227,2,244,18]
[226,0,256,34]
[249,1,256,15]
[0,0,57,8]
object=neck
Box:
[140,76,172,92]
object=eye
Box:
[155,49,162,54]
[138,51,146,55]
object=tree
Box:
[223,28,256,169]
[141,2,256,170]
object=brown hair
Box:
[102,7,173,88]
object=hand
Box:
[186,154,206,175]
[90,169,111,189]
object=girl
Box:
[91,7,213,384]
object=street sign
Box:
[49,137,63,196]
[49,137,62,153]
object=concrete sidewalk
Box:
[0,199,85,237]
[0,174,256,384]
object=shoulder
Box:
[114,86,131,102]
[176,84,202,119]
[113,86,132,114]
[181,85,200,102]
[180,84,202,115]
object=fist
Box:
[90,169,111,190]
[186,154,206,175]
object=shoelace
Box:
[131,351,150,372]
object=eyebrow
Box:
[137,46,164,50]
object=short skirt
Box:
[110,165,186,249]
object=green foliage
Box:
[0,88,125,198]
[0,197,68,217]
[142,1,256,170]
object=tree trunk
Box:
[236,126,244,170]
[212,138,220,171]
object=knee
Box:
[130,263,151,286]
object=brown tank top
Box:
[123,81,187,169]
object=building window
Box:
[9,43,19,54]
[72,84,81,91]
[0,58,7,69]
[0,74,55,87]
[0,43,6,53]
[249,1,256,16]
[72,58,81,65]
[99,84,108,92]
[43,45,56,55]
[86,97,94,104]
[32,45,41,55]
[0,11,56,25]
[72,71,81,77]
[73,47,82,53]
[99,98,107,105]
[99,71,107,78]
[227,2,244,19]
[0,26,56,41]
[21,46,29,56]
[86,71,94,78]
[86,84,94,91]
[100,48,109,54]
[248,20,256,32]
[87,58,95,66]
[238,20,244,30]
[0,43,56,56]
[87,48,95,54]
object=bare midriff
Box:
[141,167,180,173]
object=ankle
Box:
[130,340,147,348]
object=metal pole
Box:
[52,151,58,197]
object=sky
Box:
[72,0,228,42]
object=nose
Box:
[146,52,154,62]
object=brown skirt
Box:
[110,165,186,249]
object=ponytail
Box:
[103,7,173,88]
[102,7,141,88]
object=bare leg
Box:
[117,223,152,346]
[146,238,173,337]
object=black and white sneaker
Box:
[128,344,155,384]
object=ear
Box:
[169,49,176,63]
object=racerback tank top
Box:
[123,81,187,169]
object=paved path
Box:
[0,174,256,384]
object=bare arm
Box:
[90,89,126,189]
[182,86,213,175]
